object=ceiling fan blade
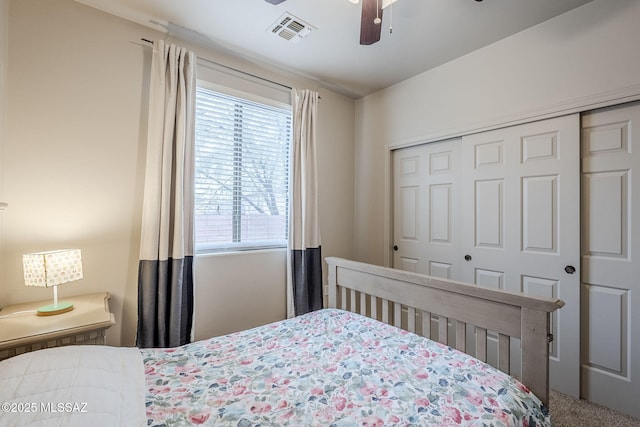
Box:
[264,0,287,4]
[360,0,383,45]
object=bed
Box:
[0,257,562,426]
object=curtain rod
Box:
[140,38,295,93]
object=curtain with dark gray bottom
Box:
[136,40,196,348]
[291,247,323,315]
[287,89,322,317]
[137,257,194,347]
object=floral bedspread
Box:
[142,309,550,426]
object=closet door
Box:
[392,138,462,278]
[581,103,640,418]
[460,114,580,397]
[393,139,465,340]
[393,114,580,397]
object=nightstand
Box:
[0,292,116,361]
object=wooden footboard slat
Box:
[438,316,448,345]
[421,312,431,339]
[499,333,510,374]
[407,307,416,333]
[326,257,563,407]
[360,292,367,316]
[476,327,487,362]
[456,321,466,352]
[370,296,377,320]
[393,302,402,328]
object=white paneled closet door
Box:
[392,138,462,278]
[392,114,581,398]
[460,114,581,398]
[581,103,640,418]
[392,139,465,340]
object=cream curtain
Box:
[137,40,196,348]
[287,89,322,317]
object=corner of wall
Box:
[0,0,9,309]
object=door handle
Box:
[464,254,472,262]
[393,245,399,251]
[565,265,576,274]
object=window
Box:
[194,85,292,252]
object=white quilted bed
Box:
[0,346,146,427]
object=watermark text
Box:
[1,402,88,414]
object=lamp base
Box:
[37,302,74,316]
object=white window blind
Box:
[194,86,292,252]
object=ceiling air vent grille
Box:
[268,13,314,43]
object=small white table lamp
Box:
[23,249,83,316]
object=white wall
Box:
[3,0,355,346]
[354,0,640,265]
[193,250,286,340]
[0,0,7,309]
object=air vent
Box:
[268,13,314,43]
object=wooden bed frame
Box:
[326,257,564,406]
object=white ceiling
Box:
[75,0,593,99]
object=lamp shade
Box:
[23,249,83,288]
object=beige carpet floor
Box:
[549,390,640,426]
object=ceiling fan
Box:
[264,0,389,45]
